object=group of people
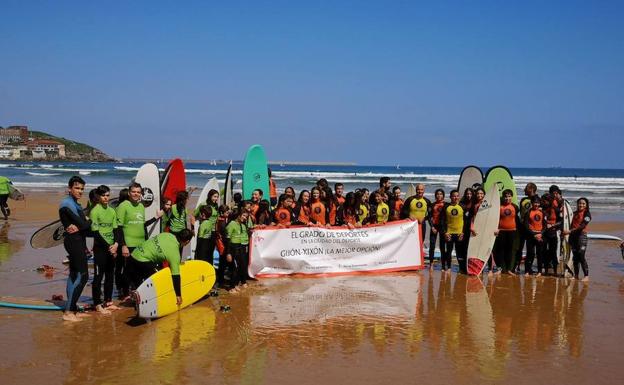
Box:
[58,174,593,322]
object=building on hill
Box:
[27,139,66,158]
[0,126,29,144]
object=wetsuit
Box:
[115,200,146,297]
[429,200,446,265]
[269,179,278,207]
[515,196,534,271]
[128,233,182,297]
[388,197,403,222]
[195,204,218,264]
[0,176,11,219]
[273,207,294,226]
[523,208,545,274]
[543,205,562,273]
[90,203,119,306]
[293,204,310,225]
[59,196,91,312]
[357,204,370,225]
[441,203,464,272]
[375,202,390,224]
[310,200,327,225]
[460,201,474,266]
[570,209,591,278]
[401,196,432,241]
[225,220,249,288]
[494,202,519,273]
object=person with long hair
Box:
[309,187,327,226]
[293,190,311,225]
[564,197,592,281]
[429,188,446,269]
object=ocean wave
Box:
[39,164,53,168]
[26,172,62,176]
[0,164,15,168]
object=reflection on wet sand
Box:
[0,271,598,384]
[0,222,23,264]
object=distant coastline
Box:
[121,158,357,166]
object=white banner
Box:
[249,220,424,278]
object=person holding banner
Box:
[272,194,295,227]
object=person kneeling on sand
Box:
[127,230,193,307]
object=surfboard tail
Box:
[467,258,485,276]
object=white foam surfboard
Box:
[190,177,219,259]
[467,184,500,275]
[135,163,161,238]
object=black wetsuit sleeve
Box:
[513,204,521,230]
[440,204,449,234]
[400,197,412,220]
[172,274,181,297]
[93,232,109,247]
[59,207,91,232]
[115,227,126,247]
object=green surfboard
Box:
[243,145,270,201]
[483,165,517,205]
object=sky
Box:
[1,1,623,168]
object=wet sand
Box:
[1,191,624,384]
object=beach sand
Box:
[1,191,624,384]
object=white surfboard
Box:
[467,184,500,275]
[560,200,574,276]
[135,260,215,319]
[458,165,484,194]
[407,184,416,198]
[587,233,623,241]
[8,185,24,200]
[190,177,219,259]
[135,163,161,238]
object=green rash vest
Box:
[131,233,182,275]
[90,203,118,245]
[169,204,188,233]
[0,176,10,195]
[116,200,146,247]
[198,219,214,239]
[194,204,218,233]
[226,220,249,245]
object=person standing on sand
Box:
[0,175,14,220]
[515,183,538,273]
[401,183,432,243]
[563,197,592,281]
[59,176,91,322]
[116,182,157,299]
[494,189,520,275]
[440,190,464,273]
[89,185,121,314]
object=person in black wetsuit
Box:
[59,176,91,322]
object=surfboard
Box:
[29,197,119,249]
[162,158,186,203]
[135,163,161,238]
[458,165,484,194]
[483,165,518,205]
[587,233,623,241]
[0,296,67,311]
[8,185,24,200]
[242,145,270,200]
[406,184,416,198]
[467,184,500,275]
[560,200,574,276]
[190,177,219,259]
[135,260,215,319]
[222,163,234,208]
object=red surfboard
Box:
[161,158,186,203]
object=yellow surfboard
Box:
[135,260,215,319]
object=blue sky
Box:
[1,1,622,167]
